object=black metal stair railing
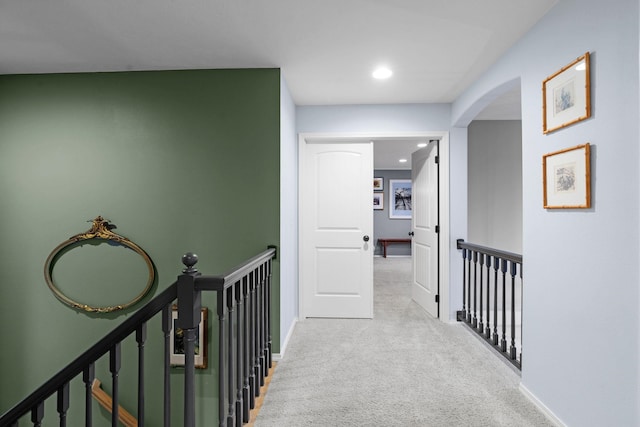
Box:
[456,239,523,369]
[0,246,276,427]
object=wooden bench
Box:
[377,238,411,258]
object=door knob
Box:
[363,235,370,242]
[408,232,414,236]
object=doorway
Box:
[298,132,451,321]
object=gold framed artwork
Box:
[542,52,591,134]
[170,305,208,369]
[43,216,155,313]
[543,143,591,209]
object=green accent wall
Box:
[0,69,281,425]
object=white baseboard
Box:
[519,384,567,427]
[272,317,298,361]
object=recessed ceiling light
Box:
[373,67,393,79]
[417,143,427,148]
[399,158,408,163]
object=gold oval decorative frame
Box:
[44,216,155,313]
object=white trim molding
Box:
[273,317,298,361]
[519,384,567,427]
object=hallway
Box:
[256,257,553,426]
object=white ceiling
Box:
[374,139,429,170]
[1,0,556,106]
[0,0,553,166]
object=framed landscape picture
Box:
[389,179,412,219]
[543,52,591,134]
[543,143,591,209]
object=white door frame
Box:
[298,131,451,321]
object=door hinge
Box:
[435,225,440,233]
[435,295,439,303]
[435,155,439,164]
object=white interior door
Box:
[301,140,373,318]
[411,142,439,317]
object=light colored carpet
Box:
[256,257,553,427]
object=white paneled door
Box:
[301,140,373,318]
[411,142,439,317]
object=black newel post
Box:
[177,252,202,427]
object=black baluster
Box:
[478,253,484,332]
[136,323,147,426]
[255,266,264,390]
[161,304,172,427]
[260,263,268,382]
[249,269,258,401]
[466,250,472,323]
[472,250,478,327]
[57,382,69,427]
[266,258,273,371]
[31,401,44,427]
[520,263,524,366]
[83,364,95,427]
[501,258,508,353]
[227,283,236,427]
[217,288,228,427]
[235,281,244,427]
[110,343,121,426]
[510,261,517,360]
[242,275,251,422]
[493,256,499,346]
[485,255,492,339]
[461,248,467,319]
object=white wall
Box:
[279,73,298,355]
[468,120,522,253]
[448,126,468,322]
[452,0,639,425]
[297,104,451,133]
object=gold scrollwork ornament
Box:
[44,216,155,313]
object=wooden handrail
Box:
[92,379,138,427]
